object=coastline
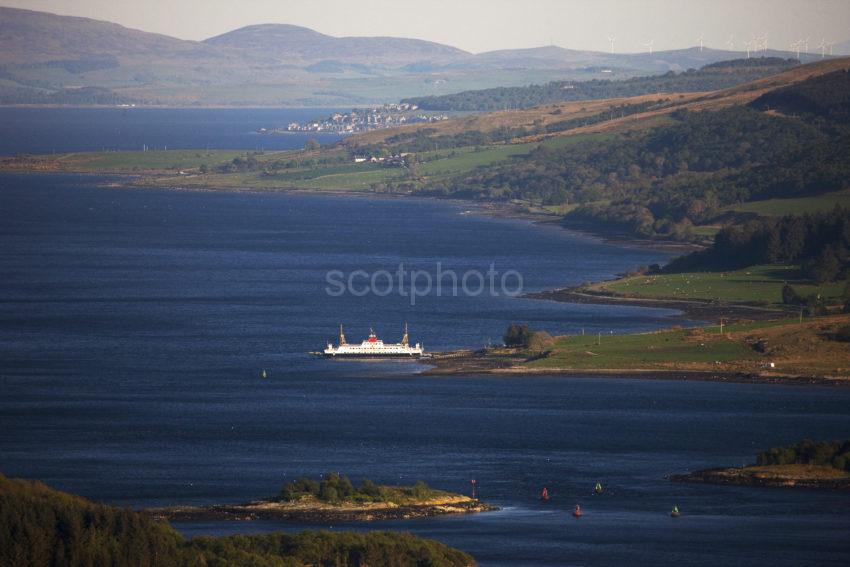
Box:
[147,495,497,523]
[670,465,850,490]
[11,170,848,389]
[527,286,786,323]
[420,359,850,387]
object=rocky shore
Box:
[669,464,850,490]
[147,494,497,523]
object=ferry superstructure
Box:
[322,324,424,358]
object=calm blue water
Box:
[0,107,343,155]
[1,173,849,566]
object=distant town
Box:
[261,103,450,135]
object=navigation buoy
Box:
[541,487,549,501]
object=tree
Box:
[781,283,801,305]
[504,323,534,347]
[806,245,841,284]
[304,138,321,151]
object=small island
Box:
[671,440,850,490]
[149,473,496,523]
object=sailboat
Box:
[594,482,603,494]
[671,505,680,518]
[572,504,583,518]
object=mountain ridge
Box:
[0,6,845,106]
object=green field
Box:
[722,191,850,216]
[595,264,846,305]
[55,149,264,171]
[527,326,756,370]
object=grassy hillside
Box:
[592,265,846,306]
[523,314,850,378]
[0,473,475,566]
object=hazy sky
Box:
[3,0,849,53]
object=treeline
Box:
[757,439,850,472]
[402,58,798,111]
[280,474,434,503]
[0,473,473,566]
[665,207,850,283]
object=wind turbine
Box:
[803,37,810,55]
[644,39,654,55]
[818,38,827,58]
[758,33,768,52]
[696,33,704,52]
[744,39,753,59]
[725,34,735,51]
[607,35,616,54]
[790,39,802,59]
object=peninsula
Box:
[149,474,496,523]
[670,440,850,490]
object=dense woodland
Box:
[402,58,798,111]
[280,474,436,503]
[0,474,473,567]
[757,440,850,471]
[665,207,850,283]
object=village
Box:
[269,103,449,134]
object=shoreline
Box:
[0,168,697,254]
[420,358,850,387]
[147,496,497,524]
[527,286,786,323]
[670,465,850,490]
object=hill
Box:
[0,7,834,106]
[0,7,225,64]
[0,473,475,566]
[402,57,801,111]
[205,23,470,67]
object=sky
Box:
[3,0,849,54]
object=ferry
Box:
[321,324,424,358]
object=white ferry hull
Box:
[320,325,424,359]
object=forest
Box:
[279,474,436,503]
[756,440,850,471]
[664,207,850,284]
[401,58,798,111]
[0,473,473,566]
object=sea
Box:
[0,107,344,154]
[1,109,849,566]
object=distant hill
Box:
[205,23,470,67]
[0,7,227,65]
[403,57,801,111]
[0,6,838,106]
